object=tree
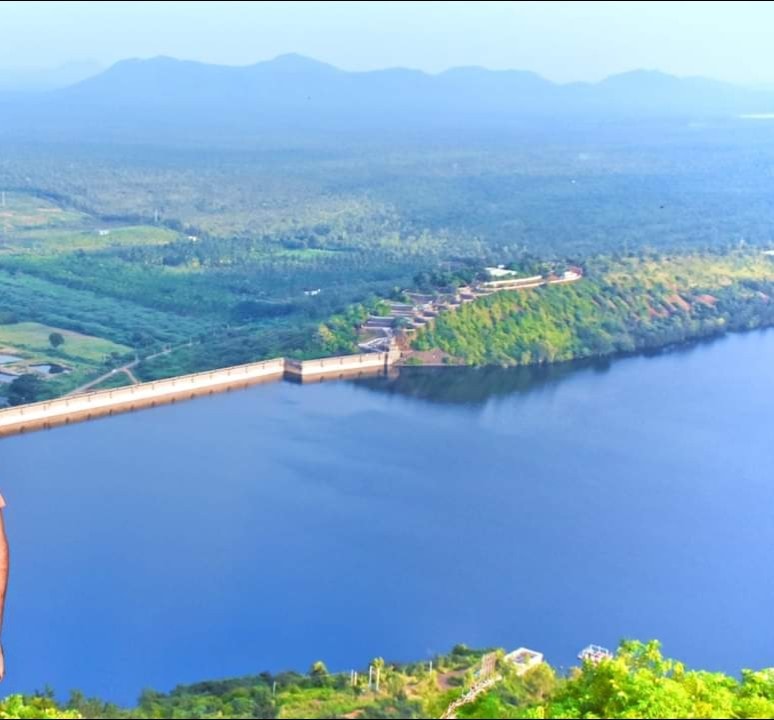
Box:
[8,374,45,406]
[310,660,329,687]
[540,640,740,719]
[49,332,65,349]
[310,660,329,677]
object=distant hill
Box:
[1,54,773,143]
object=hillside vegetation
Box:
[412,253,774,366]
[4,641,774,719]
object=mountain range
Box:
[2,54,773,143]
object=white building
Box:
[504,648,544,675]
[485,265,519,278]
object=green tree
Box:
[310,660,330,687]
[539,640,739,719]
[48,332,65,349]
[8,374,45,406]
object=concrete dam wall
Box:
[0,351,398,438]
[285,351,396,380]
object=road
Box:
[66,359,140,396]
[66,343,186,396]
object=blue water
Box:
[2,330,774,704]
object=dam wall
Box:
[285,350,395,381]
[0,351,397,438]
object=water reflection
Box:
[352,330,746,406]
[352,358,614,405]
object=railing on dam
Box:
[0,351,397,438]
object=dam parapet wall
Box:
[0,351,398,438]
[285,351,393,381]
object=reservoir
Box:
[2,329,774,703]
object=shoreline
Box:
[398,321,774,373]
[3,319,771,439]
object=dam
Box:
[0,349,400,438]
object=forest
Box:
[5,640,774,719]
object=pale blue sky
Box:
[1,0,773,84]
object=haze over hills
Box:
[1,53,774,144]
[0,60,102,92]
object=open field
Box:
[0,191,88,231]
[3,224,183,252]
[0,321,133,400]
[0,321,130,363]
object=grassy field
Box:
[0,321,133,399]
[88,372,135,391]
[5,225,183,253]
[0,191,88,231]
[0,322,130,363]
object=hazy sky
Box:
[2,0,773,84]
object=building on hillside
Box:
[504,648,544,675]
[485,265,518,278]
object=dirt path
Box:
[66,342,189,396]
[440,676,500,719]
[66,360,139,395]
[123,366,140,384]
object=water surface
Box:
[2,330,773,703]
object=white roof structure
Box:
[485,266,519,278]
[578,645,613,664]
[504,648,544,675]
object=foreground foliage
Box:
[4,641,774,719]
